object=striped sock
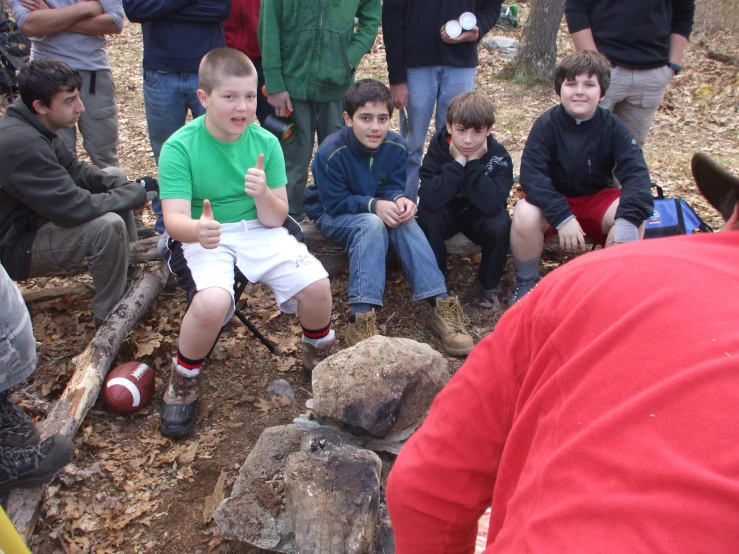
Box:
[302,322,333,346]
[176,349,205,378]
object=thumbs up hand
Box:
[245,154,268,199]
[198,199,221,249]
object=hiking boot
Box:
[159,359,199,438]
[430,297,474,356]
[506,278,539,308]
[0,391,40,447]
[345,310,379,347]
[0,434,74,493]
[302,338,337,378]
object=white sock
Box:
[302,329,335,347]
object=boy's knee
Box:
[298,278,332,305]
[362,214,388,235]
[482,212,512,237]
[188,287,233,328]
[512,199,546,233]
[90,213,128,246]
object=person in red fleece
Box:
[224,0,274,126]
[386,152,739,553]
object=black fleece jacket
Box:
[520,104,653,229]
[0,99,147,280]
[418,128,513,218]
[382,0,502,85]
[565,0,695,69]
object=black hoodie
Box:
[0,99,146,279]
[418,128,513,218]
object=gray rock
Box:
[268,378,296,402]
[284,428,383,554]
[482,36,519,51]
[312,336,450,438]
[214,424,303,552]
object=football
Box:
[104,362,154,414]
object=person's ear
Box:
[343,111,353,127]
[446,122,453,134]
[485,126,493,136]
[196,89,208,109]
[725,201,739,231]
[32,99,47,115]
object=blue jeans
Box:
[315,212,447,307]
[143,70,206,233]
[400,66,477,201]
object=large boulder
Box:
[214,424,303,552]
[284,427,383,554]
[312,336,450,438]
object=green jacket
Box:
[258,0,381,102]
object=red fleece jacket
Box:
[225,0,261,60]
[387,231,739,553]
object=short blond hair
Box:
[199,48,256,94]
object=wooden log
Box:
[22,284,93,304]
[6,262,170,542]
[707,50,739,66]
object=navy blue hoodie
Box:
[123,0,231,72]
[304,126,410,221]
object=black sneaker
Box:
[0,391,40,447]
[0,434,74,493]
[159,360,199,438]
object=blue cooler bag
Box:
[644,185,713,239]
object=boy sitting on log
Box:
[508,50,653,306]
[0,60,157,327]
[158,48,334,438]
[417,92,514,306]
[303,79,474,356]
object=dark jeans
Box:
[252,57,275,127]
[417,205,511,290]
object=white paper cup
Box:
[445,19,463,38]
[459,12,477,30]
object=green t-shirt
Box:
[159,116,287,222]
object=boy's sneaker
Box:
[345,310,378,347]
[302,338,337,378]
[481,284,503,303]
[506,278,540,308]
[0,391,40,447]
[430,297,474,356]
[0,434,74,493]
[159,360,199,438]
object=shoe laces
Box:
[358,311,378,339]
[171,370,197,400]
[0,392,35,440]
[509,280,538,305]
[1,439,52,478]
[438,298,470,331]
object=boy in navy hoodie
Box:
[417,92,514,305]
[303,79,474,356]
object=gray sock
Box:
[513,257,540,282]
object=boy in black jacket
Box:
[508,51,653,306]
[417,92,514,304]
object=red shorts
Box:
[545,188,621,246]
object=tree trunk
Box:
[506,0,565,84]
[6,263,170,542]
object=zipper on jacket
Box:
[588,158,592,175]
[369,156,374,171]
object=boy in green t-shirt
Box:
[158,48,334,438]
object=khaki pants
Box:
[57,69,120,169]
[28,168,136,321]
[600,65,673,147]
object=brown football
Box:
[104,362,154,414]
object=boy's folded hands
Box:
[198,199,221,249]
[395,197,417,224]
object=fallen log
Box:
[22,283,94,304]
[707,50,739,66]
[6,262,170,542]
